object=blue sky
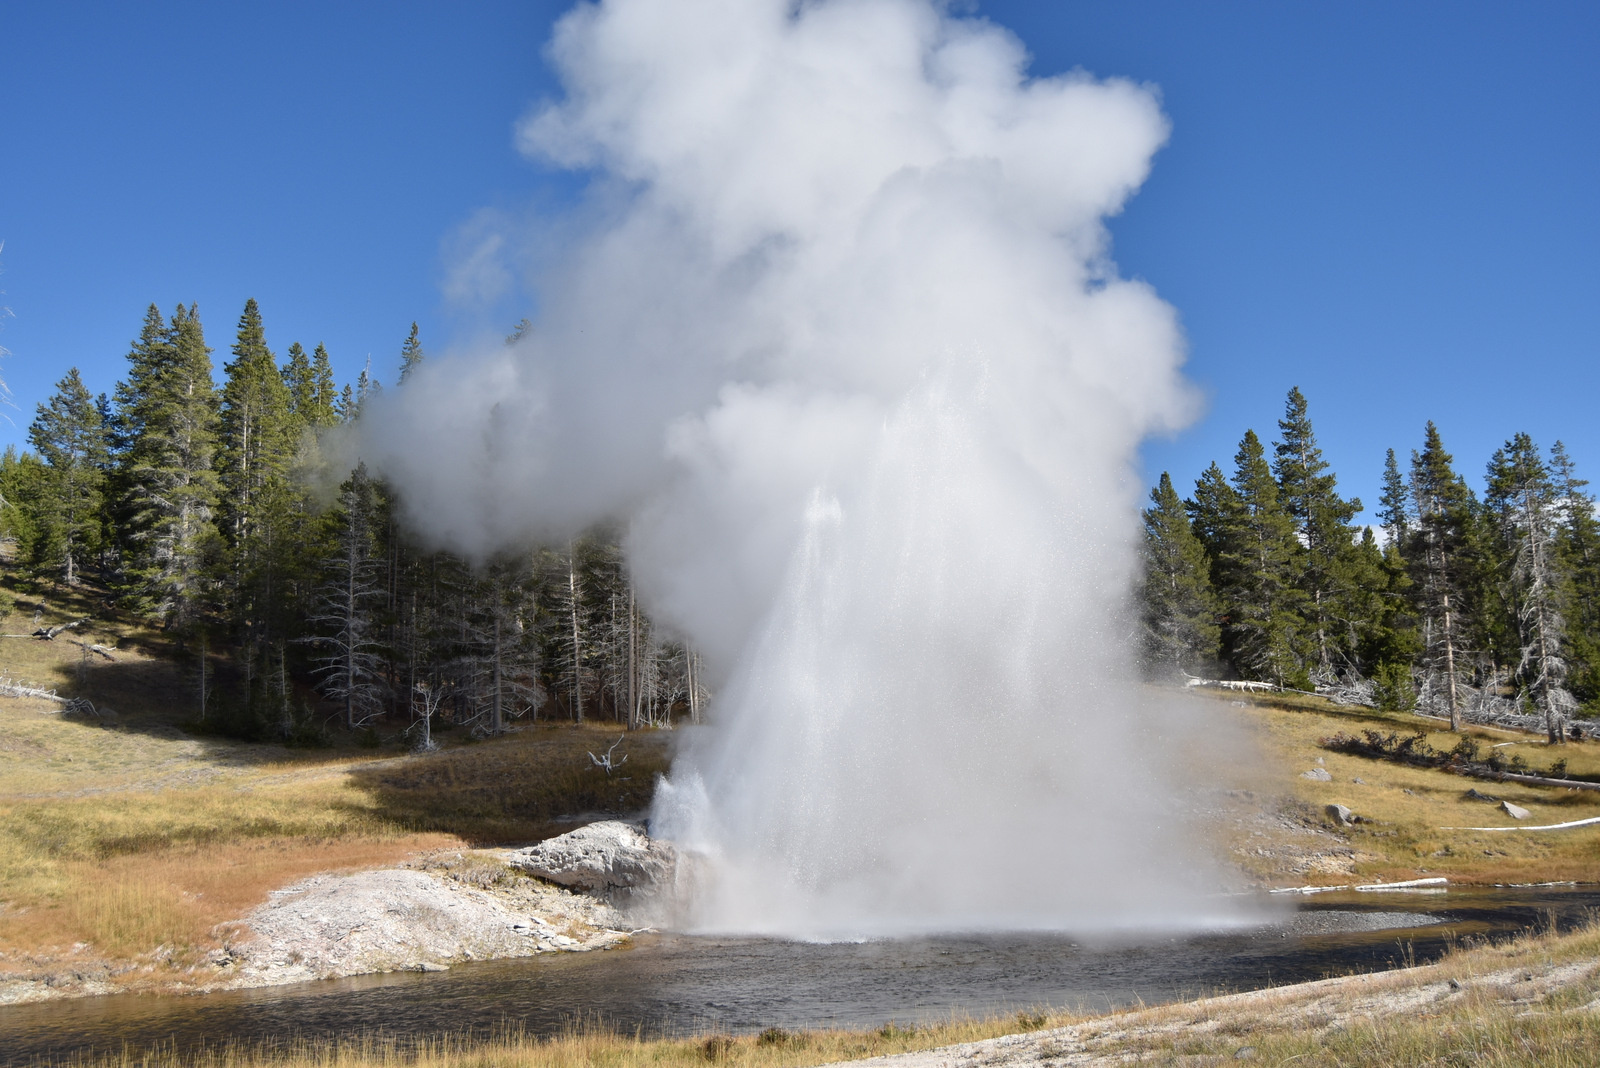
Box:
[2,1,1596,517]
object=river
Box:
[2,886,1595,1066]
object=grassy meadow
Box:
[1210,688,1600,887]
[0,580,670,978]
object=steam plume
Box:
[359,0,1230,935]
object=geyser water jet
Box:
[357,0,1237,936]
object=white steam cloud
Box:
[359,0,1231,936]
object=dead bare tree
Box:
[587,734,627,775]
[410,680,447,752]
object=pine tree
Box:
[1408,422,1473,729]
[282,342,317,430]
[305,463,387,729]
[115,304,223,629]
[1141,472,1221,676]
[0,446,48,565]
[218,298,296,546]
[1188,437,1306,685]
[1225,430,1308,686]
[1378,448,1411,548]
[398,322,424,384]
[310,344,338,426]
[1272,387,1362,676]
[1549,441,1600,714]
[1486,434,1577,742]
[27,368,108,585]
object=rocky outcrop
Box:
[217,853,633,987]
[504,820,678,902]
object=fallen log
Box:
[0,676,65,703]
[1442,815,1600,833]
[32,619,86,640]
[65,638,115,661]
[1465,767,1600,793]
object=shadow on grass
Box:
[338,724,676,845]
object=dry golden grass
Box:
[0,715,668,971]
[1212,690,1600,886]
[0,580,672,972]
[36,1009,1067,1068]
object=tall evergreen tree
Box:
[1408,422,1474,729]
[1378,448,1411,548]
[0,446,48,565]
[218,298,296,546]
[1486,434,1577,742]
[1188,435,1306,685]
[1272,387,1362,675]
[1549,441,1600,713]
[116,304,223,628]
[1226,429,1308,686]
[282,341,317,430]
[310,344,339,426]
[27,368,108,584]
[398,322,424,384]
[1141,472,1221,675]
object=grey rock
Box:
[1301,768,1332,782]
[1464,788,1498,802]
[1326,803,1356,826]
[1501,801,1531,820]
[507,820,676,900]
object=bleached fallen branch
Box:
[32,619,86,641]
[1442,815,1600,833]
[588,735,628,775]
[0,675,64,702]
[66,638,115,660]
[0,675,99,716]
[1270,877,1448,895]
[1184,675,1278,693]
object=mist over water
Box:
[358,0,1235,936]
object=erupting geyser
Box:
[359,0,1236,936]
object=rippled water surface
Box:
[2,887,1595,1066]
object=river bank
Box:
[8,914,1596,1068]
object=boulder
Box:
[1325,803,1356,826]
[1501,801,1530,820]
[506,820,676,900]
[1301,768,1332,782]
[1464,788,1498,802]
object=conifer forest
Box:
[4,300,1596,748]
[1143,387,1600,744]
[0,301,707,744]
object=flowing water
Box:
[2,887,1595,1065]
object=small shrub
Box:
[756,1028,795,1047]
[1015,1011,1049,1031]
[1449,735,1481,766]
[1372,662,1416,712]
[701,1035,736,1061]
